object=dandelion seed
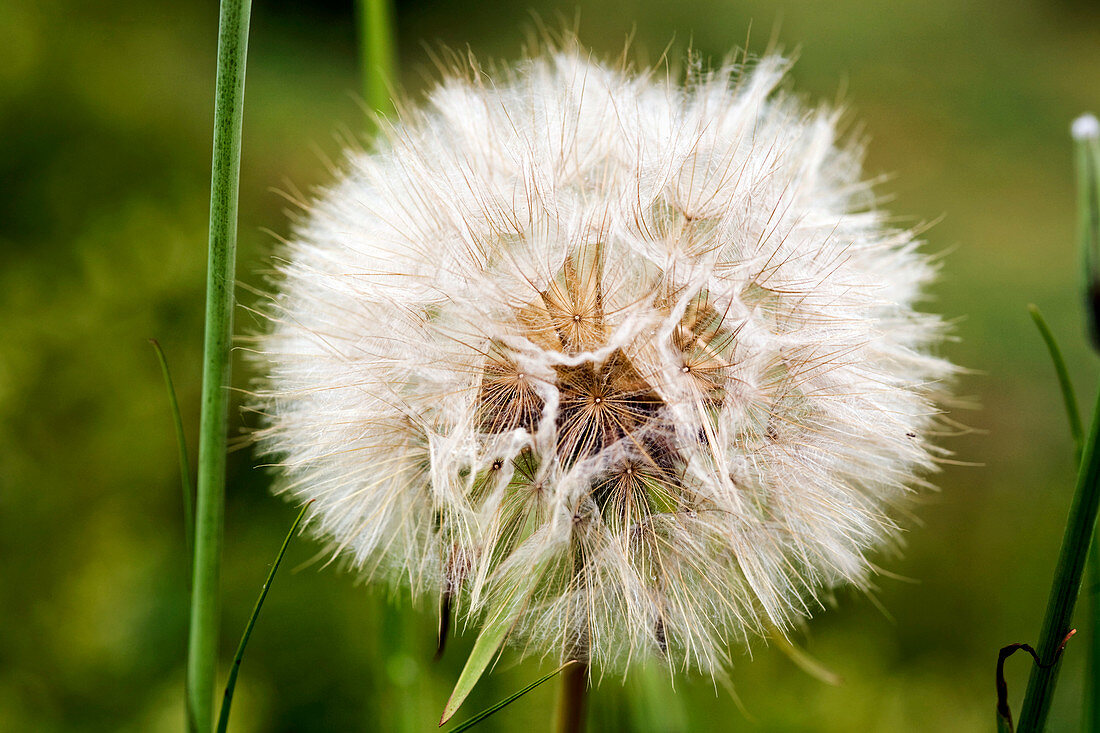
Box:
[254,41,956,676]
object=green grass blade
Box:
[1028,305,1084,455]
[215,503,310,733]
[186,0,253,730]
[148,339,195,556]
[445,661,577,733]
[355,0,396,116]
[440,609,516,726]
[440,557,551,725]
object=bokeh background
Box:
[3,0,1100,730]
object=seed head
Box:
[254,45,955,675]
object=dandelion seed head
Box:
[254,43,956,675]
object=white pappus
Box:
[252,43,956,677]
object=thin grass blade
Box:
[440,558,550,725]
[440,610,516,726]
[148,338,195,555]
[1028,305,1084,455]
[215,502,310,733]
[444,661,577,733]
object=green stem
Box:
[1017,383,1100,731]
[186,1,252,731]
[355,0,396,116]
[1075,114,1100,733]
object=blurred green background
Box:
[3,0,1100,730]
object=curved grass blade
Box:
[215,502,310,733]
[444,661,577,733]
[440,556,551,725]
[1028,304,1084,454]
[440,609,516,726]
[148,339,195,555]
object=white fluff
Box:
[1074,113,1099,141]
[253,46,955,676]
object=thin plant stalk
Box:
[1029,305,1092,730]
[556,660,588,733]
[1017,384,1100,730]
[355,0,396,115]
[1074,113,1100,733]
[186,0,253,731]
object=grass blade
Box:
[440,609,516,726]
[440,557,551,725]
[187,0,253,729]
[148,339,195,555]
[1028,305,1084,455]
[215,503,310,733]
[445,661,577,733]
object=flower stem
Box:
[1017,382,1100,731]
[1074,113,1100,733]
[186,1,252,731]
[355,0,396,116]
[555,660,588,733]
